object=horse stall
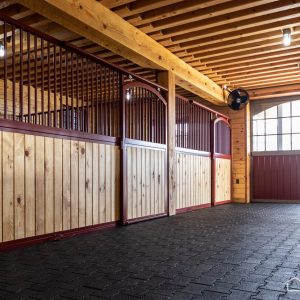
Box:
[175,95,231,213]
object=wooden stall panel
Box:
[176,152,211,211]
[126,145,166,221]
[215,158,231,204]
[0,131,120,243]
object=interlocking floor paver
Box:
[2,203,300,299]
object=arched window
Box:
[252,100,300,152]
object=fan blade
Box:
[240,95,249,103]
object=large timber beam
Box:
[16,0,225,104]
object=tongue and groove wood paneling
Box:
[176,151,211,211]
[126,145,166,220]
[0,131,120,243]
[215,158,231,204]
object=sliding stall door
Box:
[212,118,232,205]
[122,82,168,224]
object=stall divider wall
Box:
[175,95,231,213]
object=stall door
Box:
[212,118,232,206]
[122,82,168,224]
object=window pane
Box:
[278,102,291,117]
[252,136,258,151]
[292,100,300,116]
[257,136,265,151]
[292,134,300,150]
[256,120,265,135]
[266,135,277,151]
[266,119,277,135]
[282,118,291,134]
[265,106,277,118]
[292,117,300,133]
[253,111,264,120]
[252,120,258,135]
[281,134,291,150]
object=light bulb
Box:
[283,28,291,46]
[126,91,131,101]
[0,42,5,58]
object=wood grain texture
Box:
[126,145,166,220]
[0,131,120,243]
[176,152,211,210]
[215,158,231,203]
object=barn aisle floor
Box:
[1,203,300,299]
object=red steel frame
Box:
[211,117,232,206]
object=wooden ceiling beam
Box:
[160,15,300,49]
[113,0,183,18]
[129,0,231,27]
[178,33,300,60]
[145,0,278,35]
[98,0,135,9]
[159,7,300,44]
[190,43,300,65]
[15,0,225,104]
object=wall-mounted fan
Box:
[225,87,249,111]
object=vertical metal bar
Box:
[149,90,152,142]
[19,29,23,122]
[41,38,44,126]
[47,42,51,126]
[3,22,7,119]
[12,25,16,120]
[76,54,79,131]
[81,57,84,131]
[104,66,107,135]
[66,50,69,130]
[60,47,63,128]
[71,51,74,130]
[34,35,37,124]
[86,61,89,133]
[96,63,99,134]
[91,63,94,134]
[54,45,57,127]
[99,65,103,135]
[108,68,111,136]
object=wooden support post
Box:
[245,103,251,203]
[158,71,176,216]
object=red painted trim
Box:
[123,82,167,106]
[175,94,230,120]
[124,213,167,224]
[213,200,232,206]
[213,153,232,159]
[0,221,117,252]
[176,203,211,214]
[0,119,119,145]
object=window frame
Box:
[251,100,300,153]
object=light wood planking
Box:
[176,152,211,210]
[45,137,54,233]
[126,145,166,220]
[2,132,14,242]
[215,158,231,203]
[0,131,120,243]
[14,133,25,240]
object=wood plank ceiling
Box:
[1,0,300,100]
